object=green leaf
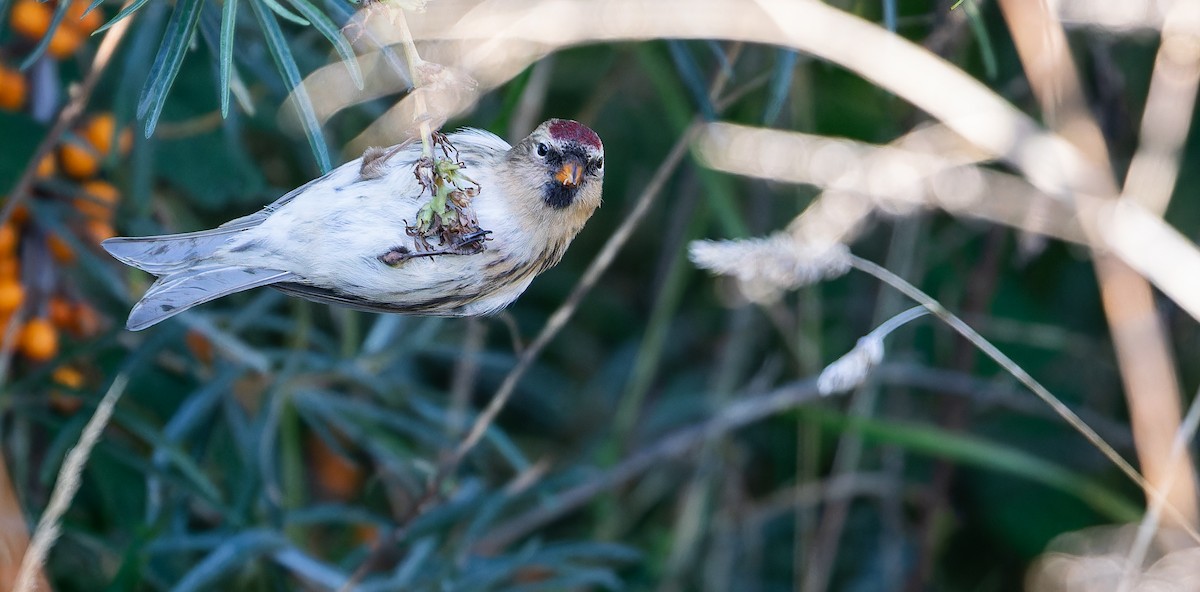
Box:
[284,0,364,90]
[95,0,154,34]
[220,0,239,117]
[136,0,204,138]
[249,0,333,172]
[261,0,310,26]
[170,530,287,592]
[799,407,1143,522]
[19,0,70,70]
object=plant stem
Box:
[392,7,433,158]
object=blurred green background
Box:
[0,0,1192,590]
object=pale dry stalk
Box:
[998,0,1198,532]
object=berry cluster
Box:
[2,1,128,410]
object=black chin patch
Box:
[543,182,579,209]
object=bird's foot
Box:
[379,230,491,266]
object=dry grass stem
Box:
[1048,0,1171,33]
[849,255,1200,545]
[1121,0,1200,216]
[694,123,1088,245]
[14,374,130,592]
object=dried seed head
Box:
[817,335,884,395]
[688,233,851,302]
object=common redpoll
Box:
[103,119,604,330]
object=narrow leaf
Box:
[95,0,154,34]
[250,0,333,171]
[285,0,364,89]
[763,49,797,125]
[220,0,240,117]
[666,41,716,120]
[170,530,287,592]
[261,0,310,26]
[136,0,204,138]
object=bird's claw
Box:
[379,230,491,266]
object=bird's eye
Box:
[594,156,604,169]
[536,143,549,157]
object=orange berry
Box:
[48,296,73,329]
[47,233,75,264]
[352,524,379,545]
[67,0,103,34]
[75,180,119,220]
[0,258,20,281]
[84,219,114,243]
[0,68,26,111]
[308,434,363,499]
[71,302,100,337]
[0,224,17,253]
[0,280,24,314]
[47,25,82,60]
[59,142,99,179]
[18,318,57,361]
[10,205,30,226]
[82,113,128,157]
[117,128,133,155]
[10,0,52,41]
[185,330,214,365]
[35,153,56,178]
[52,365,85,389]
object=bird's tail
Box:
[101,228,244,275]
[102,231,295,331]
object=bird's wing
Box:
[271,282,473,316]
[219,138,423,230]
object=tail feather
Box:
[101,228,246,276]
[127,266,296,331]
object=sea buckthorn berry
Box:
[71,302,100,337]
[83,114,131,158]
[186,330,214,365]
[47,233,76,263]
[60,141,99,179]
[18,318,58,361]
[0,224,17,253]
[85,219,114,242]
[0,280,24,313]
[49,297,73,328]
[47,25,83,59]
[36,153,56,178]
[52,365,84,389]
[0,258,20,280]
[75,180,119,220]
[10,205,30,226]
[11,0,52,41]
[309,434,363,499]
[67,0,103,34]
[0,68,26,111]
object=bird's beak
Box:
[555,160,584,187]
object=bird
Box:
[102,119,604,331]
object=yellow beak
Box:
[555,161,583,187]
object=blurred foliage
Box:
[0,0,1193,590]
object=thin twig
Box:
[14,374,130,592]
[391,7,433,158]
